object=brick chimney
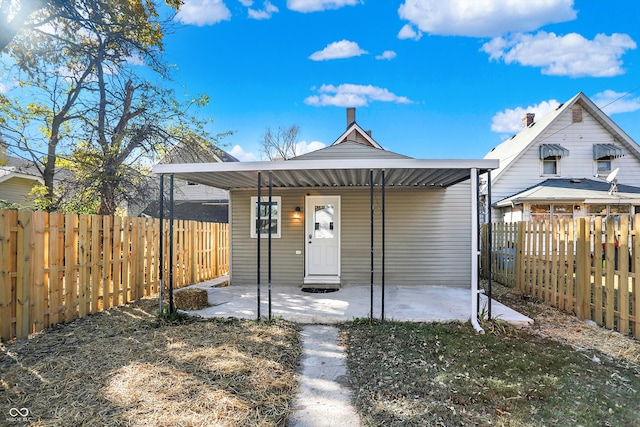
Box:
[346,107,356,127]
[522,113,535,127]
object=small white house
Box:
[483,92,640,222]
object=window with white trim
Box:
[250,196,281,238]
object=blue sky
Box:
[5,1,638,162]
[162,0,640,161]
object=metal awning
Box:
[539,144,569,159]
[593,143,624,159]
[152,158,499,189]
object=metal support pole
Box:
[257,172,261,321]
[487,170,493,320]
[168,174,175,314]
[268,171,273,321]
[158,175,164,315]
[476,170,481,315]
[381,169,386,322]
[370,169,374,322]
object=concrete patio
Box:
[182,276,532,326]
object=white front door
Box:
[305,196,340,281]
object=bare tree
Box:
[260,125,301,160]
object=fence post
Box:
[618,215,630,334]
[516,221,525,293]
[575,218,591,320]
[33,212,46,334]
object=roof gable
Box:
[331,122,382,148]
[485,92,640,183]
[290,140,411,161]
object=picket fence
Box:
[0,209,229,341]
[482,216,640,338]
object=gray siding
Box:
[292,141,410,160]
[230,182,472,288]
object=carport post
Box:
[158,175,164,315]
[257,172,261,321]
[370,169,374,322]
[168,174,175,314]
[268,171,273,321]
[381,169,386,321]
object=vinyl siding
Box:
[0,178,37,206]
[292,141,410,160]
[229,182,472,288]
[491,105,640,204]
[173,177,229,201]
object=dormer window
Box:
[572,106,583,123]
[539,144,569,176]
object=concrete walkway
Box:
[287,325,361,427]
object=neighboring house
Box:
[483,92,640,222]
[0,143,43,207]
[154,108,497,294]
[143,142,238,222]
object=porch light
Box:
[293,206,302,219]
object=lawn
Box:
[0,298,301,426]
[342,284,640,427]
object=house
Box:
[0,142,43,207]
[483,92,640,222]
[143,141,238,222]
[153,108,497,325]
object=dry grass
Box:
[343,283,640,426]
[489,281,640,367]
[0,298,301,426]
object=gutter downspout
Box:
[470,168,485,334]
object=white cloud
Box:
[177,0,231,26]
[248,0,278,19]
[0,82,9,93]
[482,31,637,77]
[375,50,397,60]
[238,0,253,5]
[593,90,640,115]
[397,24,422,41]
[287,0,361,13]
[229,145,257,161]
[398,0,577,38]
[491,99,560,133]
[309,40,367,61]
[295,140,326,155]
[305,84,412,107]
[125,54,145,66]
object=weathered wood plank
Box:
[33,211,46,333]
[593,217,604,325]
[605,216,616,329]
[0,210,16,340]
[618,215,630,334]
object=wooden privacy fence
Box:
[482,216,640,338]
[0,209,229,341]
